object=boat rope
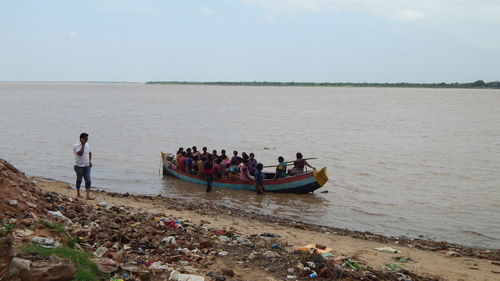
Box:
[327,178,358,191]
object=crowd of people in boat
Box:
[172,146,315,194]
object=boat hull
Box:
[161,152,327,194]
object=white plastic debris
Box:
[32,237,60,248]
[374,247,400,253]
[47,210,70,221]
[169,270,205,281]
[162,236,177,245]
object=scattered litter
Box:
[260,233,280,238]
[32,237,60,248]
[13,229,35,238]
[97,258,119,273]
[47,210,70,221]
[218,251,229,256]
[382,264,401,272]
[309,271,318,278]
[94,247,109,257]
[298,243,333,254]
[162,236,177,245]
[374,247,400,253]
[149,261,173,270]
[271,244,284,250]
[392,256,410,263]
[169,270,205,281]
[8,200,18,206]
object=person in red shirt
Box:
[177,151,187,171]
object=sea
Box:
[1,82,499,249]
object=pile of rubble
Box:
[0,158,441,280]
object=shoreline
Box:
[32,176,500,281]
[34,176,499,256]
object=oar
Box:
[262,158,317,168]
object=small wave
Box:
[461,230,499,241]
[351,208,385,216]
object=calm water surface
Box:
[1,83,499,249]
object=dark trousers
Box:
[74,165,91,190]
[204,174,213,192]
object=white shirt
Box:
[73,142,91,167]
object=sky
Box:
[1,0,499,83]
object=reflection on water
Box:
[161,176,329,222]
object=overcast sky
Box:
[1,0,499,83]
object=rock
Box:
[180,266,197,273]
[93,247,108,257]
[0,237,14,279]
[446,250,460,257]
[96,258,119,273]
[248,251,257,260]
[26,202,37,208]
[263,250,280,258]
[199,238,212,249]
[6,258,31,281]
[30,255,75,281]
[12,229,35,238]
[222,269,235,277]
[19,219,32,226]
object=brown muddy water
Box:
[0,83,499,249]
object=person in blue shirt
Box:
[254,163,265,194]
[273,156,287,179]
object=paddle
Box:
[262,158,317,168]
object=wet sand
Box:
[34,177,500,281]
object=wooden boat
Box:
[161,152,328,193]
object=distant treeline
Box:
[146,80,500,89]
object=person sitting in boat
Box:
[201,147,209,158]
[175,147,184,164]
[239,158,255,182]
[273,156,287,179]
[231,151,239,163]
[177,151,187,171]
[196,156,205,176]
[192,155,199,175]
[213,158,224,179]
[248,152,258,176]
[192,146,200,157]
[289,152,315,175]
[212,149,218,160]
[185,152,194,174]
[228,157,241,180]
[254,163,265,194]
[220,154,230,176]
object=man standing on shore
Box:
[73,132,94,199]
